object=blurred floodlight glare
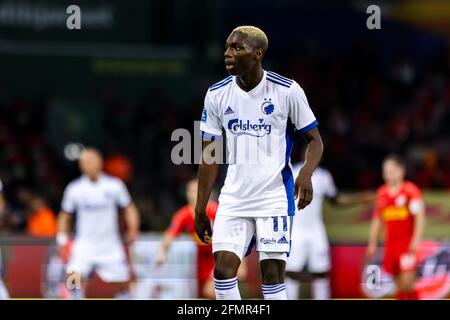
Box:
[63,143,85,161]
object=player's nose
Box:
[224,47,232,58]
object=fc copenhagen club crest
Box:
[261,98,274,115]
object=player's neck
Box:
[86,173,101,182]
[387,181,403,194]
[236,67,263,92]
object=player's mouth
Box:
[225,61,235,70]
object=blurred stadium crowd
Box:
[0,0,449,236]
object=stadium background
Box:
[0,0,449,298]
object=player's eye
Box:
[230,44,242,52]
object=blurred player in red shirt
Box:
[366,154,426,300]
[156,178,218,299]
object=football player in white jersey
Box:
[286,161,374,299]
[195,26,324,300]
[0,179,9,299]
[57,148,140,299]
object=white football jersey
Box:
[200,70,318,217]
[291,162,337,231]
[61,173,131,243]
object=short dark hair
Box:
[383,154,406,168]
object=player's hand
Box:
[362,191,376,202]
[58,244,71,264]
[194,211,212,244]
[365,244,377,261]
[408,241,418,254]
[56,233,71,263]
[294,169,313,210]
[125,229,139,245]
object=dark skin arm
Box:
[195,140,220,244]
[328,191,375,206]
[294,127,324,210]
[0,192,4,229]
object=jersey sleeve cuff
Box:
[118,201,132,210]
[61,206,75,214]
[297,120,318,135]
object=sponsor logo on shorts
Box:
[260,238,276,245]
[278,236,289,244]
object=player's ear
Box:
[255,48,263,60]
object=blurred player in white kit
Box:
[285,161,373,299]
[0,178,9,299]
[57,148,140,299]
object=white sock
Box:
[285,277,300,299]
[0,279,9,300]
[312,278,330,300]
[214,277,241,300]
[261,283,287,300]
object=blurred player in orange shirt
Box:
[156,178,218,299]
[27,194,57,237]
[366,154,426,300]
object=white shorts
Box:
[67,240,130,283]
[212,215,292,262]
[286,227,330,274]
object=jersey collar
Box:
[233,70,266,98]
[81,172,105,184]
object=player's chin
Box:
[225,65,239,75]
